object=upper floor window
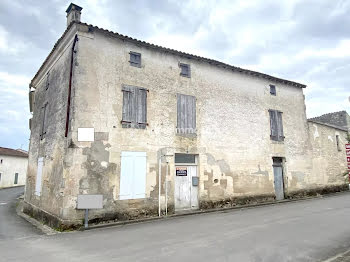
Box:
[121,85,147,129]
[129,52,141,67]
[176,93,196,134]
[270,85,276,96]
[179,63,191,77]
[269,109,284,141]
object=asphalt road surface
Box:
[1,187,350,262]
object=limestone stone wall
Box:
[308,121,348,187]
[63,24,314,221]
[24,23,349,227]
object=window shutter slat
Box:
[177,94,196,133]
[269,110,278,140]
[122,90,132,122]
[137,88,147,123]
[277,112,284,140]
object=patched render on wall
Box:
[23,3,350,229]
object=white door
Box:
[175,166,198,211]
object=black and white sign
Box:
[176,167,187,176]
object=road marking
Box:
[0,202,7,205]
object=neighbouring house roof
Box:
[0,147,28,158]
[307,119,348,132]
[31,21,307,89]
[308,110,350,131]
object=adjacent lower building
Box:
[23,3,349,229]
[0,147,28,188]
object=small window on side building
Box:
[129,52,141,67]
[14,173,18,184]
[336,135,341,151]
[270,85,276,96]
[179,63,191,77]
[0,173,2,182]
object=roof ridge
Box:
[309,110,348,120]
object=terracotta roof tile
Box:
[0,147,28,158]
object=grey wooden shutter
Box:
[177,94,196,134]
[122,86,135,123]
[137,88,147,126]
[269,110,278,141]
[277,111,284,141]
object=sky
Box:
[0,0,349,150]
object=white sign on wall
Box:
[78,128,94,142]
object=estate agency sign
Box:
[176,167,187,176]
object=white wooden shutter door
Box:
[120,152,133,200]
[35,157,44,196]
[132,152,147,199]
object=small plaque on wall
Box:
[176,167,187,176]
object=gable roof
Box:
[0,147,28,158]
[31,21,307,89]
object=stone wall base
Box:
[22,184,349,231]
[22,201,81,231]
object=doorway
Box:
[174,154,199,211]
[272,157,285,200]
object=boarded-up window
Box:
[269,110,284,141]
[129,52,141,67]
[119,152,146,200]
[40,103,48,139]
[35,157,44,196]
[122,85,147,129]
[177,94,196,134]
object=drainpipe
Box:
[65,34,79,137]
[158,154,162,216]
[165,161,168,216]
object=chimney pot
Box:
[66,3,83,27]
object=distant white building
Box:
[0,147,28,188]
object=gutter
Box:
[65,34,79,137]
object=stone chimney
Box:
[66,3,83,27]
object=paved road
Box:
[1,188,350,261]
[0,186,42,240]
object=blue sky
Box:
[0,0,349,150]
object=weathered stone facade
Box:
[24,4,349,229]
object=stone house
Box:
[24,3,349,229]
[0,147,28,188]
